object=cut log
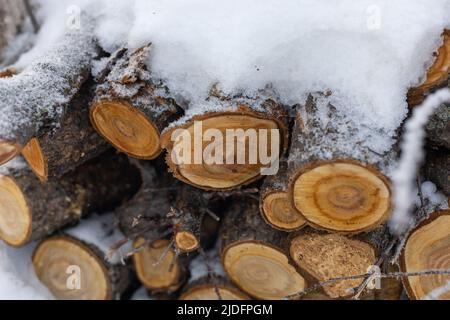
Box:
[408,30,450,107]
[424,149,449,196]
[0,0,26,61]
[426,103,450,150]
[33,214,133,300]
[0,152,141,247]
[260,160,306,231]
[161,94,289,191]
[0,13,98,166]
[90,45,182,160]
[221,196,306,300]
[287,95,393,233]
[21,80,109,182]
[133,238,189,295]
[289,227,391,299]
[180,251,249,300]
[400,210,450,300]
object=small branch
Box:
[23,0,39,33]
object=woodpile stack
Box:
[0,5,449,300]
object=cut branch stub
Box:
[289,229,379,299]
[133,238,188,294]
[221,196,306,300]
[21,81,109,182]
[287,96,393,233]
[401,210,450,300]
[260,160,306,231]
[0,152,141,247]
[0,14,98,165]
[161,96,289,191]
[90,45,182,160]
[408,30,450,107]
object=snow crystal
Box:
[65,213,132,265]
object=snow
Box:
[65,213,132,265]
[0,242,53,300]
[390,89,450,235]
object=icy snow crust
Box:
[0,0,449,299]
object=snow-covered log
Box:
[260,159,306,232]
[408,30,450,107]
[289,226,391,299]
[179,249,249,300]
[0,15,98,166]
[32,214,134,300]
[286,95,395,234]
[90,45,182,160]
[400,210,450,300]
[0,152,140,247]
[0,0,26,61]
[161,94,289,191]
[21,80,109,182]
[220,196,306,300]
[132,238,189,296]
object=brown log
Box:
[0,151,141,247]
[424,148,449,196]
[221,196,306,300]
[133,238,189,295]
[33,215,134,300]
[408,30,450,107]
[90,45,182,160]
[21,80,109,182]
[161,93,289,191]
[426,103,450,150]
[289,226,392,299]
[0,13,98,166]
[400,210,450,300]
[286,95,393,234]
[260,160,306,231]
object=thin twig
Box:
[23,0,39,33]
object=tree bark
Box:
[90,45,182,160]
[400,210,450,300]
[220,196,306,300]
[286,95,394,234]
[0,12,98,166]
[161,93,289,191]
[33,214,134,300]
[260,159,306,231]
[21,80,109,182]
[424,148,449,196]
[426,103,450,150]
[408,30,450,107]
[0,151,141,247]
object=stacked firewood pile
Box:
[0,4,449,300]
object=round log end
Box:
[291,161,391,233]
[0,141,21,166]
[133,239,183,293]
[290,231,377,299]
[0,175,31,247]
[180,284,249,300]
[401,211,450,300]
[261,192,306,231]
[21,138,47,182]
[175,231,199,253]
[222,242,306,300]
[32,236,112,300]
[90,100,161,159]
[162,113,283,190]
